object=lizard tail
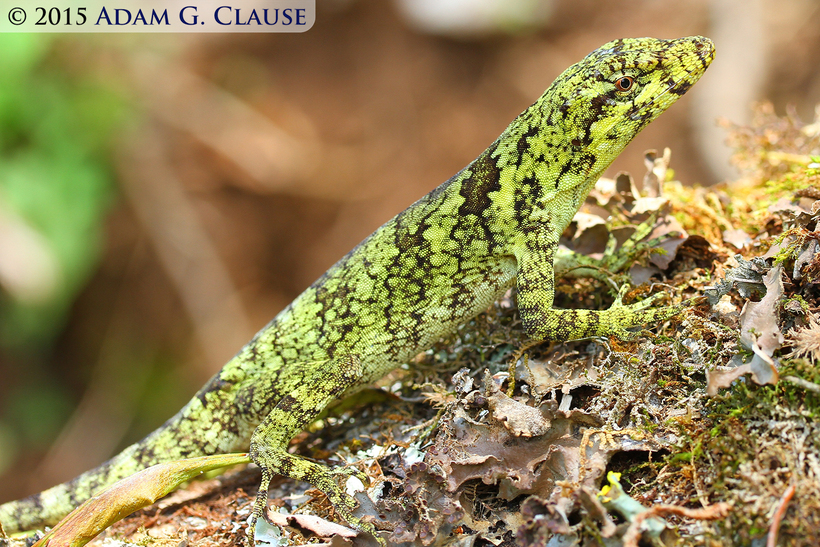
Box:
[0,375,255,534]
[0,441,150,533]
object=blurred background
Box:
[1,0,819,502]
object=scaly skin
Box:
[0,36,714,543]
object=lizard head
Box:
[503,36,715,196]
[558,36,715,159]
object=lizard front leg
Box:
[553,211,664,283]
[515,225,680,341]
[247,354,382,545]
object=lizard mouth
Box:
[628,70,691,121]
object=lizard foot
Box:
[246,354,384,545]
[331,464,369,482]
[600,285,681,340]
[246,454,383,546]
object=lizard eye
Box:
[614,76,635,92]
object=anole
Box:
[0,36,714,544]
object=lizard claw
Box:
[332,466,372,494]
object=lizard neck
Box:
[457,121,605,248]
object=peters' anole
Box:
[0,36,714,544]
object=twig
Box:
[784,375,820,393]
[767,483,796,547]
[623,502,731,547]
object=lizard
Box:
[0,35,714,545]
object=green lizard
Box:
[0,36,714,544]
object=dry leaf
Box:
[34,453,250,547]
